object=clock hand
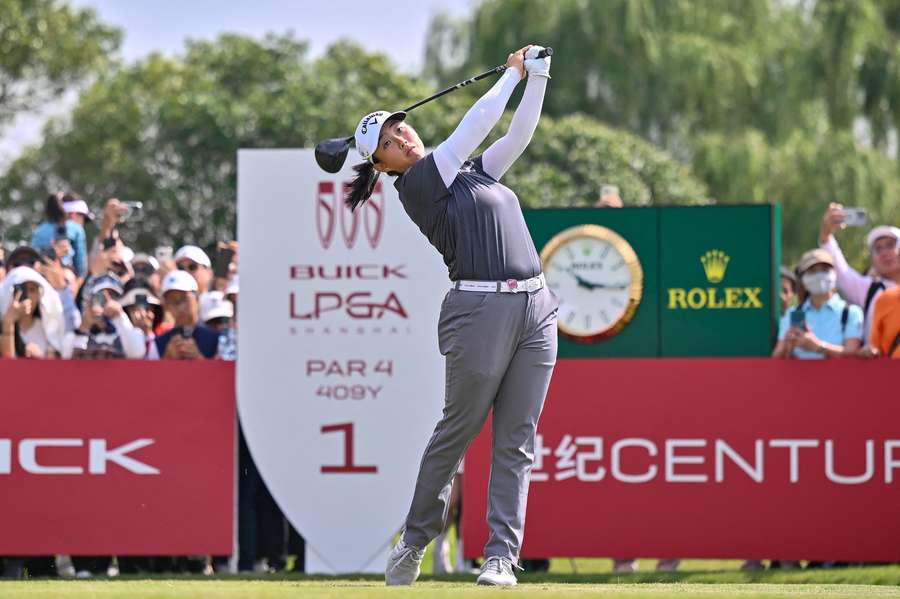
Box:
[564,268,598,290]
[564,268,628,290]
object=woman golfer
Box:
[345,45,557,587]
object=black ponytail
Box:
[45,192,67,224]
[343,161,381,212]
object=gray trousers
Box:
[402,285,558,560]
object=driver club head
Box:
[315,136,354,173]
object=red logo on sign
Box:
[317,181,385,250]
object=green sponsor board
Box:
[526,208,659,358]
[525,204,780,358]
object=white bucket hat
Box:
[354,109,406,163]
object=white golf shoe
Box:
[385,538,425,586]
[476,556,518,586]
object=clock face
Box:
[540,225,643,342]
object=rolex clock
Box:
[540,224,643,342]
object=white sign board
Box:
[237,150,447,573]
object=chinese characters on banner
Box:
[464,358,900,562]
[237,150,448,573]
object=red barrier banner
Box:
[463,359,900,561]
[0,360,235,555]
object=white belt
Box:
[452,273,545,294]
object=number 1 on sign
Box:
[320,422,378,474]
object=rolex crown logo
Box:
[701,250,730,284]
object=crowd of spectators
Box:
[1,191,897,578]
[0,193,301,578]
[773,203,900,362]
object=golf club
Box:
[314,47,554,173]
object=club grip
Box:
[535,47,553,59]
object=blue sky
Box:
[0,0,470,167]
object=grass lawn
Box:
[1,579,900,599]
[2,564,899,599]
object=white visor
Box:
[354,109,406,163]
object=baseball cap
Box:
[63,199,95,221]
[161,270,199,295]
[354,110,407,163]
[797,248,835,274]
[131,253,160,271]
[91,273,124,297]
[120,279,160,308]
[199,291,234,322]
[866,225,900,249]
[174,245,211,268]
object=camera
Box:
[102,236,117,250]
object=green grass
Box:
[1,579,900,599]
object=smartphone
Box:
[120,201,144,222]
[601,185,620,199]
[54,225,68,241]
[154,246,173,264]
[789,309,806,330]
[92,291,107,309]
[213,247,235,279]
[843,207,868,227]
[102,236,116,250]
[13,283,28,299]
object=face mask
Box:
[802,270,837,295]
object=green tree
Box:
[0,33,706,253]
[0,0,121,128]
[428,0,900,268]
[502,114,708,208]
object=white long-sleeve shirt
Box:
[820,235,897,341]
[433,68,547,188]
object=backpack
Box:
[864,279,886,320]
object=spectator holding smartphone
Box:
[0,266,65,359]
[31,192,87,278]
[63,274,145,360]
[150,271,219,360]
[121,278,164,358]
[820,203,900,339]
[773,249,864,359]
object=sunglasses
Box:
[177,262,200,272]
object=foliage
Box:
[0,35,701,251]
[0,0,120,128]
[426,0,900,267]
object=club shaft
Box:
[403,47,553,113]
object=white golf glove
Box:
[524,45,551,79]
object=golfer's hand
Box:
[506,45,531,79]
[525,45,551,79]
